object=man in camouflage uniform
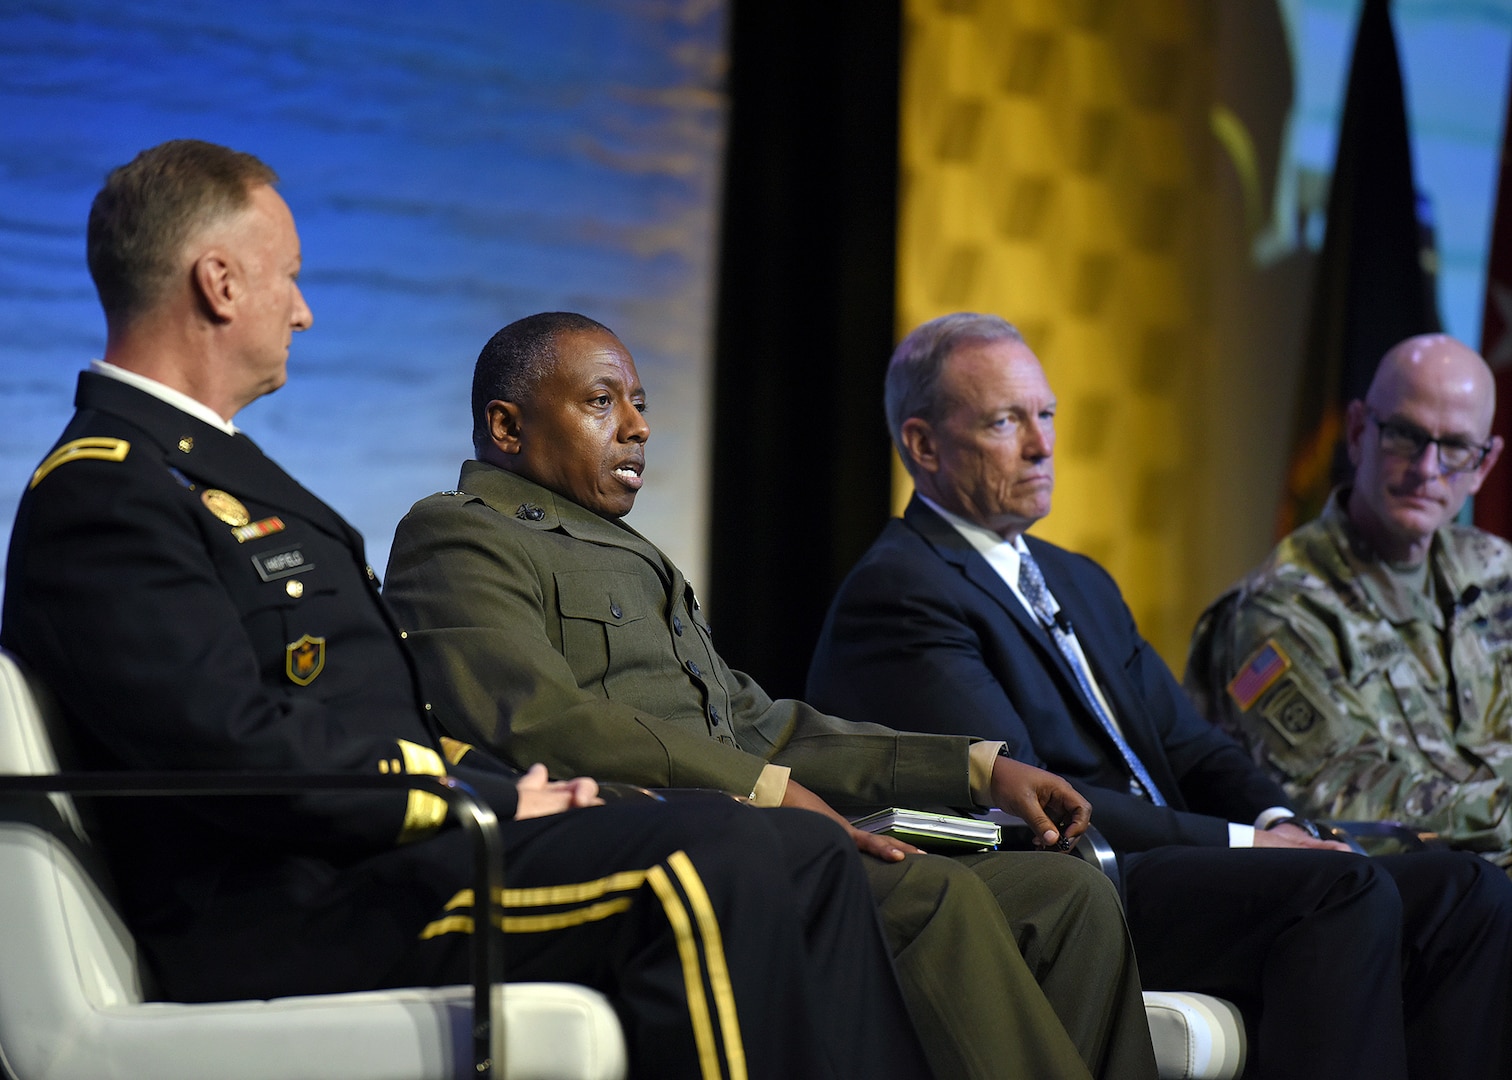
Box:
[1186,333,1512,866]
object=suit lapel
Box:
[903,498,1185,804]
[1027,539,1185,807]
[902,497,1087,696]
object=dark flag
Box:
[1474,49,1512,541]
[1277,0,1441,536]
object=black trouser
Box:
[1123,846,1512,1080]
[404,799,934,1080]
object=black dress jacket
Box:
[2,372,519,999]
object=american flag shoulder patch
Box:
[1227,639,1292,711]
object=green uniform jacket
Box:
[1186,489,1512,863]
[384,460,980,810]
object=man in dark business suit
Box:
[807,311,1512,1080]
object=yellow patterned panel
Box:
[897,0,1216,667]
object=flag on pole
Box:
[1277,0,1441,536]
[1474,48,1512,541]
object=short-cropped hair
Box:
[885,313,1024,472]
[87,139,277,325]
[472,312,616,452]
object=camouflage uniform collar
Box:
[1325,488,1451,629]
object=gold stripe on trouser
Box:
[420,854,745,1080]
[645,862,726,1080]
[420,869,651,938]
[666,851,746,1080]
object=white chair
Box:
[0,647,627,1080]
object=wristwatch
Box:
[1266,815,1324,840]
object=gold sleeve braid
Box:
[438,736,474,766]
[396,738,449,841]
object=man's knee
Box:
[1385,848,1512,940]
[862,851,1007,948]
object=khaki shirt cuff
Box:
[968,741,1006,806]
[750,763,792,807]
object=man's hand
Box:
[780,778,925,862]
[989,754,1091,850]
[514,762,604,820]
[1252,822,1356,853]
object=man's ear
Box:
[899,416,939,475]
[1344,399,1369,466]
[487,399,525,456]
[192,250,237,323]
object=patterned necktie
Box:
[1016,546,1167,806]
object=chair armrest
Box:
[0,771,505,1080]
[597,783,745,804]
[974,809,1122,896]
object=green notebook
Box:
[849,808,1002,853]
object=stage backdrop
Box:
[0,0,726,599]
[894,0,1512,667]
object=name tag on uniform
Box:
[251,544,312,582]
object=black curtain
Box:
[708,0,901,699]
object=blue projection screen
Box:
[0,0,726,595]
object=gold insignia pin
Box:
[178,436,194,453]
[201,489,250,527]
[285,634,326,685]
[286,579,304,598]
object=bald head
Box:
[1344,334,1502,564]
[1366,334,1496,437]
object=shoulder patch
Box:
[29,438,130,489]
[1227,638,1292,711]
[1257,681,1323,745]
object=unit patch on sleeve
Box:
[285,635,326,686]
[1227,638,1292,711]
[1258,681,1322,745]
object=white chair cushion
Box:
[1144,990,1247,1080]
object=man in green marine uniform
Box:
[384,311,1159,1080]
[1188,333,1512,867]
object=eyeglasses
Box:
[1366,408,1493,475]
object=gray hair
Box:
[885,313,1024,473]
[88,140,278,326]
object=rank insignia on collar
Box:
[516,503,546,521]
[234,516,286,543]
[202,489,251,527]
[286,634,326,686]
